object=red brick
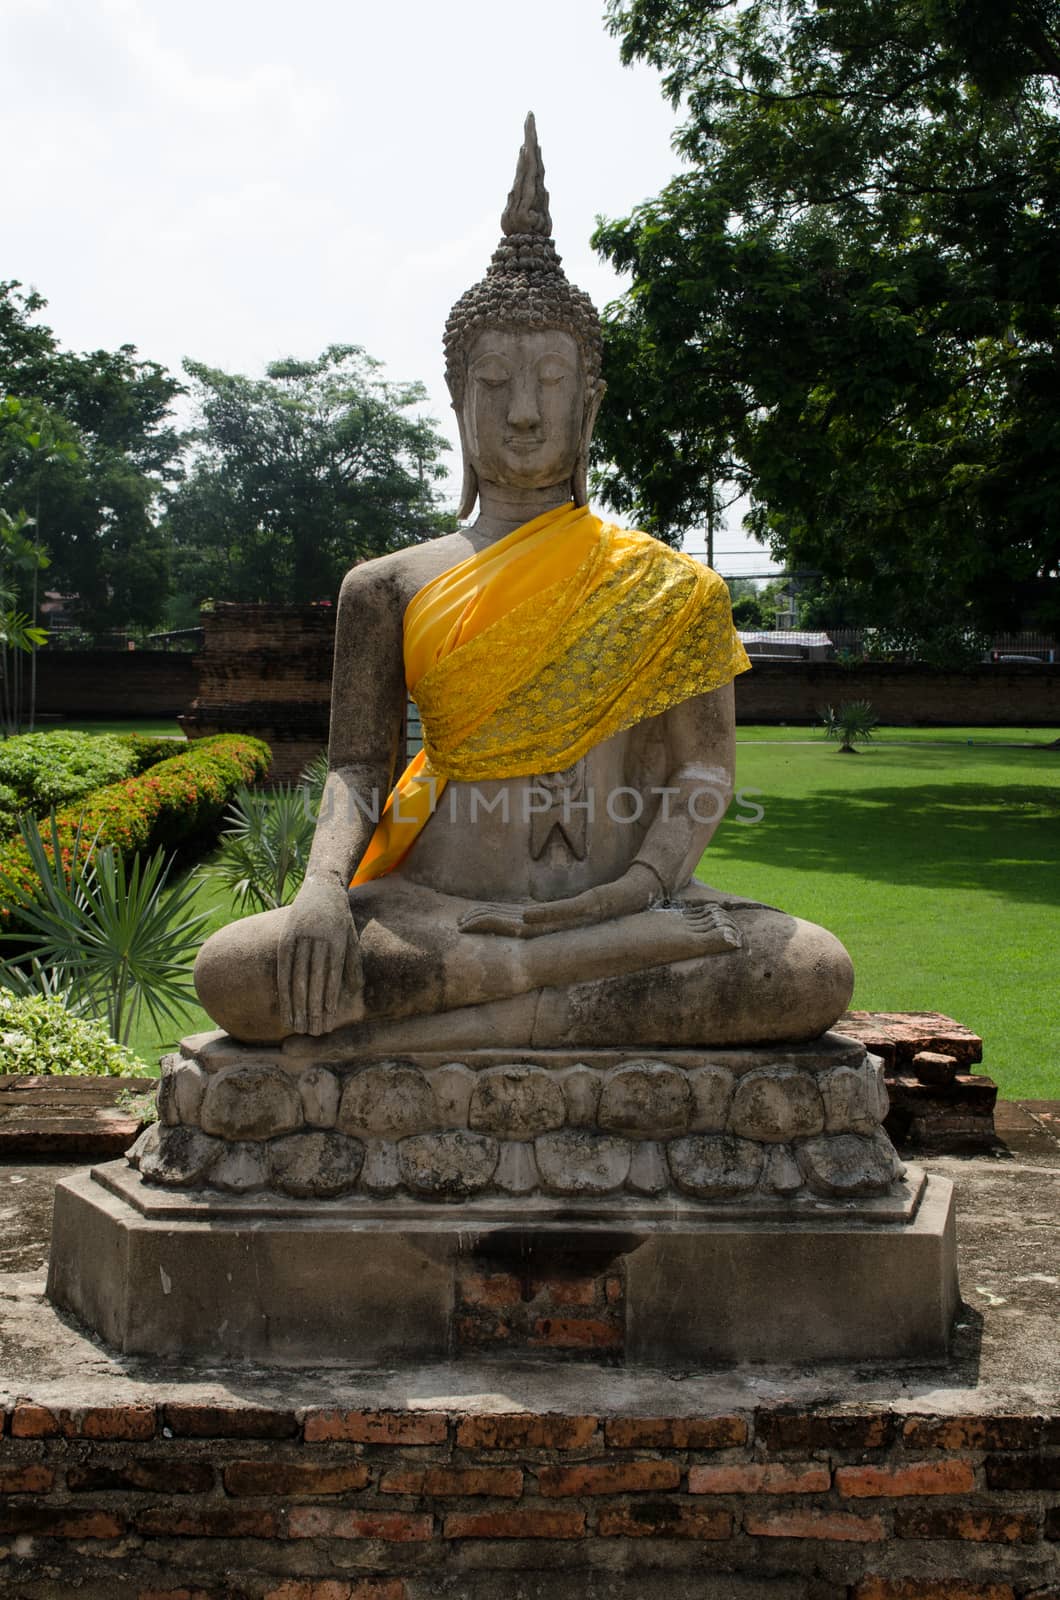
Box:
[444,1508,585,1539]
[134,1504,279,1538]
[61,1405,156,1440]
[137,1590,223,1600]
[597,1503,732,1539]
[11,1404,60,1437]
[533,1276,597,1307]
[852,1583,1016,1600]
[605,1415,747,1450]
[163,1402,298,1438]
[746,1509,884,1542]
[0,1505,124,1538]
[985,1452,1060,1490]
[380,1466,522,1498]
[287,1506,433,1541]
[455,1316,512,1345]
[457,1271,522,1309]
[304,1409,446,1445]
[530,1316,622,1349]
[224,1460,371,1497]
[689,1462,829,1495]
[264,1584,407,1600]
[68,1460,212,1493]
[895,1506,1039,1542]
[456,1413,598,1450]
[901,1414,1042,1450]
[755,1410,894,1451]
[836,1460,975,1497]
[605,1275,623,1303]
[538,1460,680,1497]
[0,1464,54,1493]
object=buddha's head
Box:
[444,113,605,519]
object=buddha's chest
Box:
[402,723,670,902]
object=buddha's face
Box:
[462,327,584,491]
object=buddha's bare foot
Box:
[672,900,743,952]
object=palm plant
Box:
[211,782,317,914]
[0,813,210,1046]
[819,700,879,754]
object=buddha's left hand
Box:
[458,863,658,939]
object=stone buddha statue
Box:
[194,114,854,1057]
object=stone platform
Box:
[2,1119,1059,1600]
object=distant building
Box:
[738,630,833,662]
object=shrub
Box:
[0,990,139,1076]
[0,734,270,933]
[819,700,879,753]
[0,731,139,838]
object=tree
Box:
[593,1,1060,638]
[165,347,452,608]
[0,282,183,633]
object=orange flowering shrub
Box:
[0,735,270,931]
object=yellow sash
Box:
[351,502,749,884]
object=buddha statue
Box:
[194,115,854,1055]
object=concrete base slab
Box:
[47,1162,958,1365]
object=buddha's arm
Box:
[277,566,406,1035]
[463,683,738,941]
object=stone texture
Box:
[360,1139,401,1195]
[468,1066,565,1138]
[210,1141,269,1194]
[797,1131,903,1197]
[269,1131,364,1198]
[597,1062,692,1137]
[494,1140,539,1194]
[762,1144,803,1195]
[668,1134,764,1198]
[200,1065,301,1142]
[429,1063,474,1128]
[398,1131,499,1196]
[730,1068,825,1142]
[139,1126,222,1188]
[157,1060,207,1128]
[559,1065,600,1126]
[338,1063,433,1137]
[298,1066,340,1128]
[688,1064,736,1131]
[534,1130,631,1195]
[626,1140,669,1195]
[819,1063,883,1134]
[125,1122,160,1171]
[914,1049,960,1086]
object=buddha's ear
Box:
[452,400,480,522]
[572,380,606,508]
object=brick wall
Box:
[33,651,197,718]
[735,661,1060,726]
[1,1401,1056,1597]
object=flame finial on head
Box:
[501,112,552,238]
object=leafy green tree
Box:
[165,347,452,607]
[0,282,183,632]
[593,0,1060,638]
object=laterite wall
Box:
[33,651,196,719]
[735,660,1060,726]
[1,1393,1057,1598]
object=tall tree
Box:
[165,347,452,607]
[593,0,1060,635]
[0,281,183,631]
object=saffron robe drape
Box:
[351,501,750,884]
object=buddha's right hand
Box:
[277,876,362,1036]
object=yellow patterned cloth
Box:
[351,501,749,884]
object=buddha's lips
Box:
[504,436,546,450]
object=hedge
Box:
[0,730,187,840]
[0,734,270,930]
[0,991,141,1076]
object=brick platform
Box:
[839,1011,999,1150]
[0,1399,1057,1597]
[0,1075,151,1158]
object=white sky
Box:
[0,0,778,577]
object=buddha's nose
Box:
[507,374,540,430]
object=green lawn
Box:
[702,735,1060,1099]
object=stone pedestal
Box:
[46,1031,960,1365]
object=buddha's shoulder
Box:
[337,531,476,609]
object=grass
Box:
[33,718,185,739]
[702,734,1060,1099]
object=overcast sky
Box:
[1,0,778,577]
